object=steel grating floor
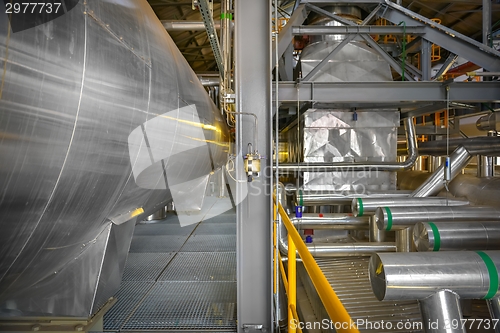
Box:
[104,209,237,332]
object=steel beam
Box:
[421,39,431,80]
[292,25,425,35]
[483,0,492,45]
[379,1,500,72]
[235,0,272,332]
[272,4,308,66]
[275,81,500,103]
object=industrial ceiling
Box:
[148,0,500,73]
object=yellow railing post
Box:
[273,196,360,333]
[288,233,296,333]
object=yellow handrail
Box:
[274,197,360,333]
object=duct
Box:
[375,206,500,231]
[351,197,469,217]
[297,190,413,206]
[413,221,500,252]
[447,174,500,207]
[292,214,369,230]
[369,251,500,301]
[278,116,418,173]
[410,145,472,197]
[0,1,229,317]
[419,290,465,333]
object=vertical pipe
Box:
[288,234,296,333]
[419,290,465,333]
[369,215,386,242]
[396,226,415,252]
[487,297,500,333]
[483,0,492,46]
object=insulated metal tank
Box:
[0,0,228,317]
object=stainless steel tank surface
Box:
[0,0,229,317]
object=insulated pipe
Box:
[277,117,418,173]
[487,297,500,333]
[410,145,472,197]
[447,174,500,207]
[307,243,396,257]
[369,215,386,242]
[369,251,500,301]
[419,290,465,333]
[413,221,500,252]
[161,20,224,31]
[376,206,500,231]
[298,190,413,206]
[399,136,500,156]
[396,227,415,252]
[292,214,369,230]
[352,197,469,217]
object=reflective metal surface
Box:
[298,190,412,205]
[413,221,500,252]
[419,290,465,333]
[307,243,396,257]
[410,145,472,197]
[278,116,418,173]
[447,174,500,207]
[369,251,500,300]
[0,0,228,317]
[352,197,469,217]
[292,213,369,230]
[396,227,415,252]
[376,206,500,231]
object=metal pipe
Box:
[307,243,396,257]
[403,136,500,156]
[487,297,500,333]
[396,227,415,252]
[277,117,418,173]
[298,190,413,206]
[477,113,499,132]
[419,290,465,333]
[369,215,386,242]
[410,145,472,197]
[292,214,369,230]
[413,221,500,252]
[447,174,500,207]
[161,20,224,31]
[369,251,500,301]
[376,206,500,231]
[478,154,496,178]
[352,197,469,217]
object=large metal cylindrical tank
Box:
[0,0,228,317]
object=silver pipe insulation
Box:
[307,243,396,257]
[369,251,500,301]
[410,145,472,197]
[297,190,413,206]
[276,117,418,173]
[291,214,369,230]
[413,221,500,252]
[487,297,500,333]
[375,206,500,231]
[419,290,466,333]
[161,20,224,31]
[351,197,469,217]
[447,174,500,207]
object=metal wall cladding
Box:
[293,110,399,192]
[300,40,393,82]
[0,0,228,317]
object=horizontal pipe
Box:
[292,214,369,230]
[307,243,396,257]
[369,251,500,301]
[410,145,472,197]
[447,174,500,207]
[375,206,500,230]
[400,136,500,156]
[298,190,412,206]
[161,20,223,31]
[413,221,500,251]
[352,197,469,217]
[277,117,418,173]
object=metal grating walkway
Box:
[104,210,237,332]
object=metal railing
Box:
[273,197,360,333]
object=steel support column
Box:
[421,39,432,81]
[483,0,492,46]
[235,0,272,332]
